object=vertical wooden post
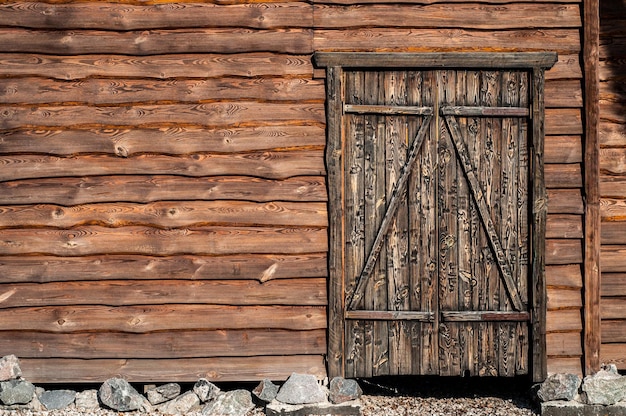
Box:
[583,0,601,376]
[325,65,346,378]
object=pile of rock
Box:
[537,364,626,416]
[0,355,362,415]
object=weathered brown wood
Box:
[313,29,580,53]
[547,357,584,376]
[546,239,583,265]
[544,164,583,188]
[0,53,314,80]
[600,298,626,319]
[0,176,328,205]
[600,101,626,124]
[0,2,313,30]
[440,312,530,322]
[0,226,327,256]
[545,80,584,108]
[600,122,626,147]
[546,215,583,239]
[547,288,583,309]
[545,108,583,135]
[316,0,581,4]
[19,355,326,383]
[0,103,324,129]
[0,77,324,105]
[0,305,326,333]
[546,264,583,288]
[440,106,528,117]
[601,198,626,220]
[345,311,434,321]
[600,148,626,175]
[546,54,582,80]
[313,4,580,29]
[0,28,314,55]
[0,279,327,308]
[601,320,626,343]
[602,246,626,272]
[0,152,324,182]
[547,189,585,214]
[0,329,326,359]
[601,344,626,369]
[0,201,327,228]
[546,332,583,356]
[343,104,432,115]
[545,136,583,164]
[601,222,626,244]
[601,177,626,199]
[0,253,327,283]
[546,310,582,332]
[0,126,325,156]
[601,274,626,296]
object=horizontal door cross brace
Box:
[344,104,434,115]
[345,310,530,322]
[346,310,435,322]
[440,106,529,117]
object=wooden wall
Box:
[599,0,626,370]
[0,0,588,381]
[0,1,327,383]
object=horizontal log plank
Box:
[0,77,324,105]
[600,81,626,104]
[545,164,582,188]
[0,175,328,205]
[0,305,327,332]
[0,28,314,55]
[600,121,626,147]
[0,279,327,308]
[545,108,583,135]
[546,264,583,288]
[601,344,626,370]
[546,214,583,239]
[545,80,583,108]
[0,126,326,156]
[19,355,326,383]
[601,297,626,320]
[602,320,626,343]
[440,311,530,322]
[545,136,582,164]
[546,332,583,357]
[602,245,626,273]
[0,225,327,256]
[0,152,325,182]
[0,253,328,283]
[0,2,313,30]
[316,0,582,5]
[0,329,326,359]
[599,59,626,82]
[547,357,582,376]
[600,38,626,60]
[0,201,327,228]
[0,102,325,129]
[601,221,626,244]
[546,54,582,80]
[600,148,626,175]
[0,53,314,79]
[601,273,626,296]
[547,288,582,309]
[601,177,626,199]
[600,100,626,123]
[547,189,584,214]
[546,309,582,332]
[313,29,580,53]
[313,4,581,29]
[546,239,583,265]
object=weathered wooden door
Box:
[315,53,556,382]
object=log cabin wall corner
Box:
[0,0,617,383]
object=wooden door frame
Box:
[314,52,557,382]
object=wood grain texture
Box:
[545,136,582,164]
[601,344,626,369]
[546,310,582,332]
[546,332,583,356]
[545,108,583,135]
[0,225,327,256]
[601,222,626,244]
[0,279,327,308]
[545,164,583,188]
[0,253,328,283]
[0,176,328,205]
[601,177,626,198]
[547,288,583,309]
[601,274,626,296]
[19,355,326,383]
[547,357,583,376]
[547,189,584,214]
[601,320,626,343]
[0,305,326,332]
[0,53,314,79]
[546,239,583,265]
[0,329,326,359]
[600,297,626,320]
[0,28,314,55]
[546,215,583,239]
[546,264,583,288]
[602,246,626,272]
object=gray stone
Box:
[328,377,362,404]
[266,399,361,416]
[98,377,151,412]
[253,379,279,403]
[276,373,327,405]
[582,367,626,405]
[75,389,100,410]
[194,378,221,403]
[147,383,181,405]
[0,379,35,405]
[157,391,200,415]
[0,355,21,382]
[39,389,76,410]
[542,400,626,416]
[538,373,582,402]
[201,389,254,416]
